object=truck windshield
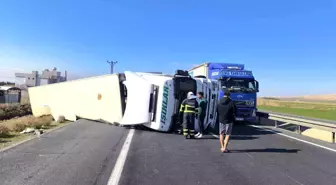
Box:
[220,78,257,93]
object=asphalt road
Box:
[120,125,336,185]
[0,120,128,185]
[1,120,336,185]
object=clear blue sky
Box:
[0,0,335,96]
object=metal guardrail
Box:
[256,111,336,143]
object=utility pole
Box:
[107,60,118,74]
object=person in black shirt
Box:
[216,90,236,153]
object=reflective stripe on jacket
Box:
[179,98,199,114]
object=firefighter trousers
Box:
[182,113,195,137]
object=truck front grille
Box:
[236,109,252,118]
[234,100,247,106]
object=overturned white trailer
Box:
[28,70,220,132]
[28,73,127,123]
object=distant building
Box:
[15,67,67,88]
[0,86,21,104]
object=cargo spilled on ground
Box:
[257,98,336,121]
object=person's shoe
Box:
[196,133,203,138]
[195,132,200,137]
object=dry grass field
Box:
[0,115,53,134]
[279,94,336,103]
[0,115,69,149]
[0,89,70,148]
[257,98,336,121]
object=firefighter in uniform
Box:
[179,92,199,139]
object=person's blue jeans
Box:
[198,115,205,134]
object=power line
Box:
[107,60,118,74]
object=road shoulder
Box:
[0,121,72,153]
[250,125,336,153]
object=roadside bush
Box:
[33,116,53,129]
[1,118,25,132]
[0,104,32,120]
[13,123,26,132]
[20,115,53,129]
[0,125,10,137]
[0,115,54,133]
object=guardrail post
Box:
[297,125,301,134]
[262,111,336,143]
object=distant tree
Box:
[0,81,15,86]
[261,97,280,100]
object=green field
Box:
[258,105,336,121]
[257,99,336,121]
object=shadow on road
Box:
[115,123,276,143]
[231,124,276,136]
[197,134,259,140]
[229,148,300,153]
[230,136,259,140]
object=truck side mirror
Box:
[255,80,259,92]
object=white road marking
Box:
[210,133,219,138]
[286,173,305,185]
[278,123,290,127]
[250,125,336,153]
[107,129,135,185]
[244,152,254,158]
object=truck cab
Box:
[189,63,259,124]
[119,70,219,133]
[212,64,259,123]
[119,70,198,132]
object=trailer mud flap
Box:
[120,71,154,125]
